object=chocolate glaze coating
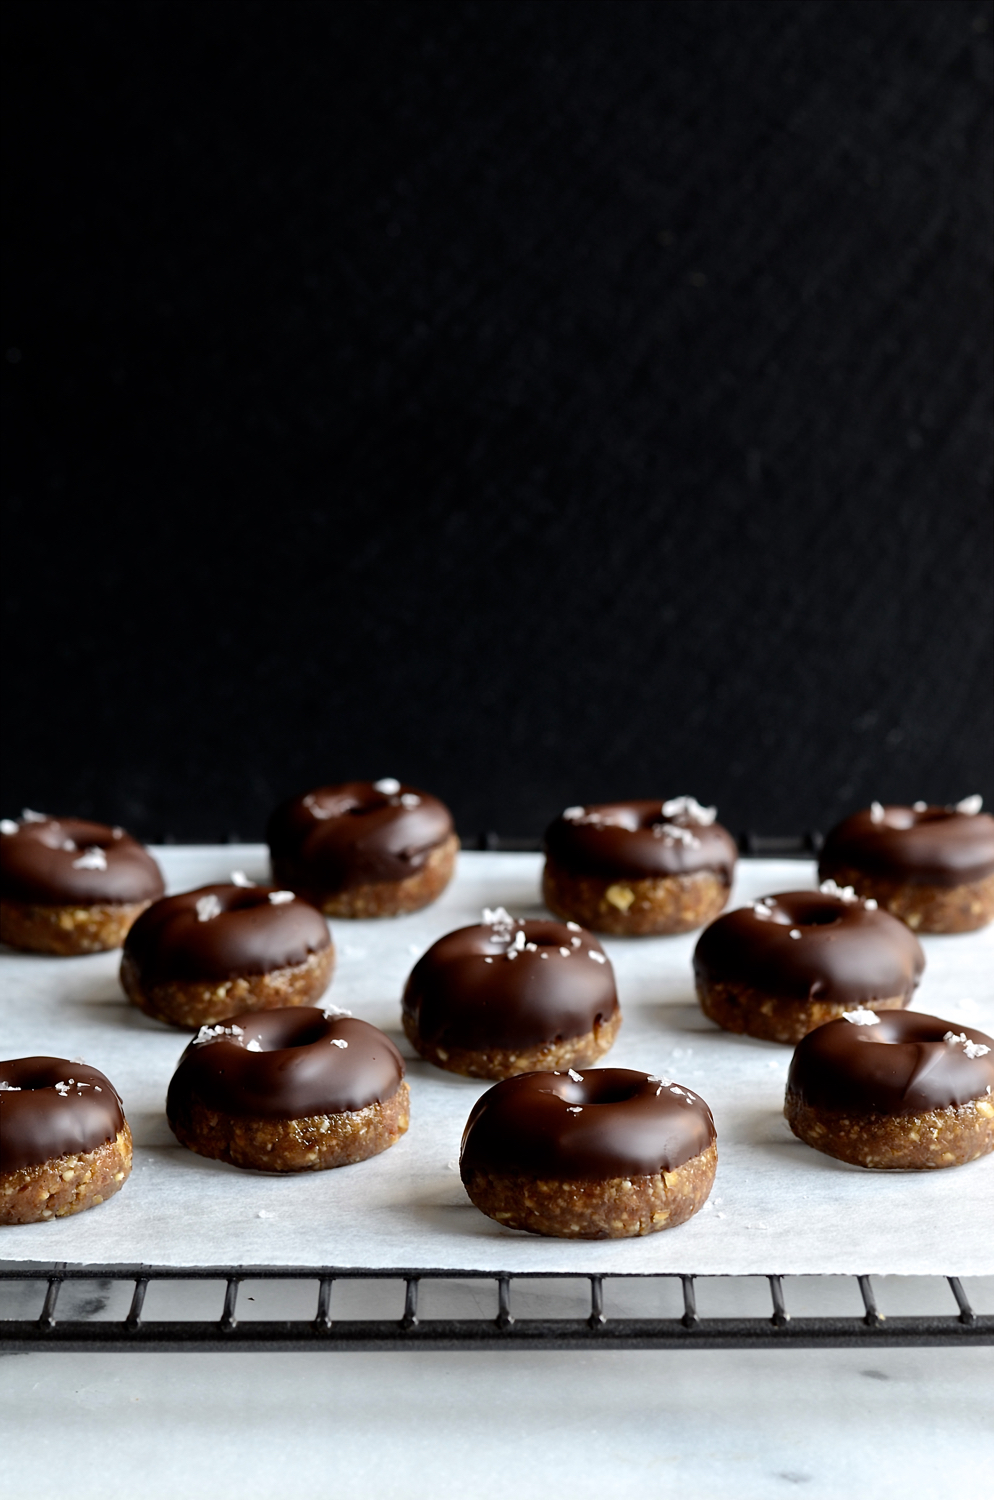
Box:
[786,1011,994,1116]
[0,1057,127,1174]
[544,800,737,882]
[460,1068,715,1180]
[0,816,164,906]
[694,890,925,1006]
[267,780,454,890]
[123,884,331,982]
[403,914,618,1051]
[166,1008,405,1119]
[819,805,994,888]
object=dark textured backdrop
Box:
[2,0,992,842]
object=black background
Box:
[2,0,992,843]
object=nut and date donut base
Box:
[542,860,730,936]
[0,1126,133,1224]
[1,898,153,956]
[784,1090,994,1170]
[402,1008,622,1081]
[275,833,459,919]
[462,1140,717,1239]
[819,865,994,934]
[697,979,909,1046]
[121,945,336,1030]
[168,1082,410,1172]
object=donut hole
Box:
[241,1012,332,1051]
[560,1074,646,1107]
[800,909,844,927]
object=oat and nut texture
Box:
[784,1091,994,1170]
[168,1081,410,1171]
[697,980,908,1045]
[543,860,730,935]
[0,898,153,955]
[822,866,994,934]
[0,1126,133,1223]
[403,1008,622,1080]
[462,1140,717,1238]
[121,944,336,1029]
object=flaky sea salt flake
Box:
[230,870,255,887]
[268,890,295,905]
[373,777,401,795]
[73,847,107,871]
[954,794,983,815]
[0,819,18,835]
[843,1009,881,1026]
[196,894,222,922]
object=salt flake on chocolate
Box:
[400,793,421,809]
[568,1069,583,1082]
[562,806,585,821]
[196,894,222,922]
[870,801,885,823]
[373,777,401,795]
[954,794,983,816]
[944,1031,991,1059]
[843,1009,881,1026]
[330,1038,348,1049]
[819,879,857,903]
[21,809,47,822]
[245,1040,263,1053]
[268,890,295,905]
[588,950,607,964]
[661,796,716,826]
[788,929,802,939]
[194,1023,244,1046]
[230,870,255,887]
[322,1004,352,1019]
[73,846,107,871]
[0,819,18,835]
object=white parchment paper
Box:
[2,848,991,1273]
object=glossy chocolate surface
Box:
[403,911,618,1051]
[0,815,164,906]
[786,1011,994,1116]
[544,799,737,882]
[123,884,331,982]
[819,804,994,888]
[694,890,925,1005]
[460,1068,715,1180]
[0,1057,126,1174]
[166,1008,405,1119]
[268,780,455,890]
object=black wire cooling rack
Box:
[1,1265,990,1353]
[2,838,990,1357]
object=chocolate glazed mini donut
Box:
[785,1010,994,1170]
[121,880,335,1029]
[543,797,737,935]
[166,1008,410,1172]
[267,778,459,918]
[460,1068,717,1238]
[693,884,926,1044]
[402,908,621,1079]
[0,812,165,955]
[819,797,994,933]
[1,1058,132,1223]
